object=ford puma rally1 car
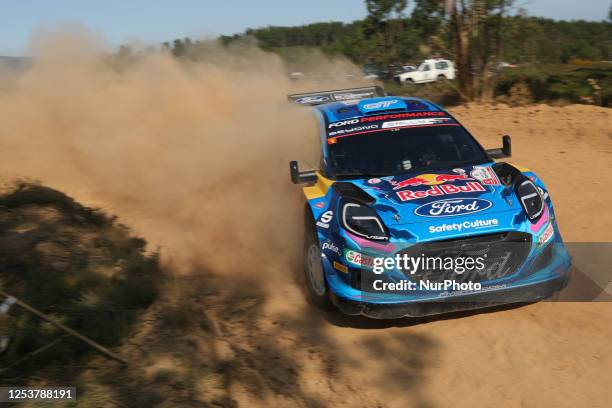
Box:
[288,86,571,318]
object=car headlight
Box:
[515,178,544,222]
[341,201,389,241]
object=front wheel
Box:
[304,212,332,308]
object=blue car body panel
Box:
[300,96,571,316]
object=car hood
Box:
[348,163,519,226]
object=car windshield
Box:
[329,125,489,178]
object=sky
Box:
[0,0,610,56]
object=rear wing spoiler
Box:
[288,86,386,106]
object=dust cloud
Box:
[0,26,365,277]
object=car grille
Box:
[396,232,532,284]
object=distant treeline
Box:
[150,1,611,104]
[217,16,611,66]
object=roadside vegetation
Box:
[0,180,163,382]
[142,1,611,106]
[495,62,611,106]
[385,62,612,107]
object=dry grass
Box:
[0,180,163,380]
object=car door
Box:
[420,64,432,83]
[435,61,449,78]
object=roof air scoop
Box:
[358,98,406,114]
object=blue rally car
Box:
[288,86,572,318]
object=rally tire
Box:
[304,208,332,309]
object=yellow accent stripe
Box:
[303,172,334,200]
[507,162,531,172]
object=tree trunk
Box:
[484,2,507,103]
[450,4,473,101]
[447,0,510,102]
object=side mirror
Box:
[289,161,318,184]
[486,135,512,159]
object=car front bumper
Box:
[329,269,571,318]
[322,236,573,318]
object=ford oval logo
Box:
[295,95,330,104]
[414,198,493,217]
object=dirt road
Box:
[67,104,610,408]
[220,104,612,408]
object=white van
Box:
[394,59,456,84]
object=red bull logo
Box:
[392,173,471,190]
[396,182,486,201]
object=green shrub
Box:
[0,182,164,377]
[495,63,612,106]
